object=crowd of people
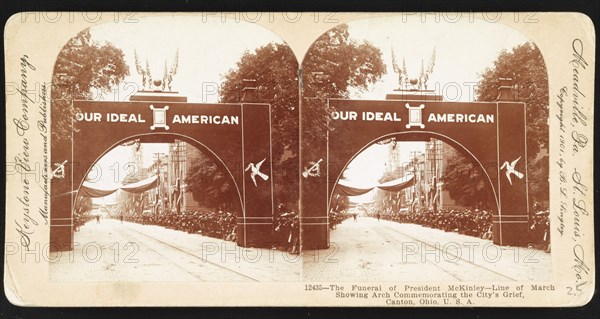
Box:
[74,202,550,252]
[116,208,300,252]
[377,207,550,251]
[380,208,494,239]
[74,213,94,231]
[329,209,352,229]
[529,211,550,252]
[123,210,238,241]
[273,210,299,253]
[72,203,300,251]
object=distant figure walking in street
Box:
[353,213,357,222]
[120,214,123,224]
[95,215,100,224]
[376,212,381,221]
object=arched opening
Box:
[302,132,508,282]
[328,132,498,240]
[329,131,499,211]
[71,133,243,244]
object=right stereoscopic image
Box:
[300,16,550,281]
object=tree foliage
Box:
[379,163,404,184]
[476,42,549,156]
[51,28,129,197]
[75,195,93,216]
[188,24,385,209]
[441,147,496,210]
[301,24,386,212]
[443,42,549,208]
[476,42,549,207]
[51,28,130,143]
[221,43,299,158]
[302,24,386,149]
[184,151,240,210]
[219,43,299,207]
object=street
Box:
[49,219,301,282]
[48,217,551,282]
[302,217,551,282]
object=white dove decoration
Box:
[245,158,269,187]
[500,156,524,185]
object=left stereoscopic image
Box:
[48,16,300,281]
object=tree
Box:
[442,42,549,210]
[51,28,130,143]
[301,24,386,219]
[441,147,496,210]
[191,24,385,210]
[475,42,549,208]
[219,43,299,208]
[302,24,386,148]
[185,151,240,210]
[51,28,129,198]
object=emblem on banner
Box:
[302,158,323,178]
[50,160,68,179]
[500,156,524,185]
[245,158,269,187]
[150,105,170,130]
[405,103,425,129]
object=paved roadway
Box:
[302,217,551,282]
[48,217,550,282]
[49,219,301,282]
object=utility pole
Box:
[431,139,438,213]
[153,152,166,214]
[410,151,420,213]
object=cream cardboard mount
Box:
[3,12,595,307]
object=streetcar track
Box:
[112,220,516,282]
[377,221,517,281]
[370,223,464,281]
[116,224,260,282]
[110,226,211,282]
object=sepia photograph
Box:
[47,16,301,282]
[3,11,594,307]
[300,16,551,282]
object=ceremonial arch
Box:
[301,90,530,249]
[50,91,275,251]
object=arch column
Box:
[494,102,529,246]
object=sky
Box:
[90,15,285,104]
[339,15,531,202]
[88,143,172,204]
[84,16,284,200]
[81,15,532,203]
[346,15,531,101]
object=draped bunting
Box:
[377,174,415,192]
[79,183,119,198]
[337,179,376,196]
[121,175,159,193]
[78,175,159,198]
[337,174,415,197]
